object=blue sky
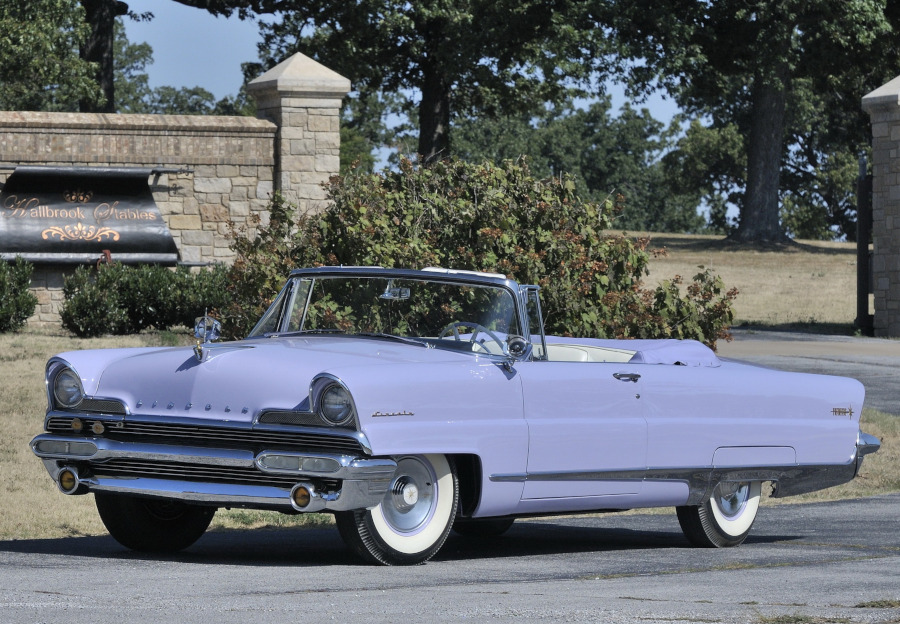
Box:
[123,1,261,100]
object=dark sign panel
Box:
[1,166,178,264]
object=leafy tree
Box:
[79,0,129,112]
[340,127,376,174]
[598,0,900,243]
[661,121,747,236]
[453,98,705,232]
[146,86,219,114]
[0,0,102,111]
[173,0,605,161]
[113,19,153,112]
[781,151,859,240]
[779,78,866,241]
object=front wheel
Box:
[676,481,762,547]
[336,454,458,565]
[95,493,215,553]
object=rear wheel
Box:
[336,454,458,565]
[676,481,762,547]
[95,493,215,553]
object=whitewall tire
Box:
[676,481,762,548]
[336,454,458,565]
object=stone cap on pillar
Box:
[247,52,351,109]
[863,75,900,113]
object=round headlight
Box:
[54,369,84,408]
[319,384,354,426]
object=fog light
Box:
[91,421,105,435]
[58,469,78,493]
[71,418,83,432]
[292,485,312,509]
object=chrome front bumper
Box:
[31,434,397,513]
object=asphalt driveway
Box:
[1,494,898,623]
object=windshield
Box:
[248,275,522,356]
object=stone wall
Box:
[0,53,350,327]
[863,77,900,336]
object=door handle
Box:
[613,372,641,383]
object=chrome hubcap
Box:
[391,478,420,510]
[382,456,436,533]
[714,482,750,519]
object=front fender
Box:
[331,358,528,517]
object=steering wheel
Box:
[438,321,505,354]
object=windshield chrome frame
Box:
[249,267,534,361]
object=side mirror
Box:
[507,335,529,358]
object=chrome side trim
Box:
[490,473,527,483]
[490,463,861,505]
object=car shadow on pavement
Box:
[0,520,800,567]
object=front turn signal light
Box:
[58,469,78,494]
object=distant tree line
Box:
[3,0,900,242]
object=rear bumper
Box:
[770,429,881,498]
[31,434,397,512]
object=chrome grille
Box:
[89,458,340,489]
[78,398,127,415]
[257,410,323,427]
[46,416,367,455]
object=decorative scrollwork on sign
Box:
[64,189,94,203]
[42,223,120,242]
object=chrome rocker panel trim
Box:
[491,431,879,505]
[32,434,397,513]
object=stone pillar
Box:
[247,53,350,213]
[863,77,900,336]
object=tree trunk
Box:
[79,0,128,113]
[732,67,790,243]
[417,62,451,162]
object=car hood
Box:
[63,336,469,423]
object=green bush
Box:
[0,257,38,332]
[61,263,230,337]
[60,265,130,337]
[222,157,737,347]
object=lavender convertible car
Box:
[32,266,880,565]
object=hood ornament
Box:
[193,314,222,361]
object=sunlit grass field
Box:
[1,234,893,540]
[641,232,863,329]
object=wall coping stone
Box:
[247,52,351,99]
[863,75,900,112]
[0,111,275,134]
